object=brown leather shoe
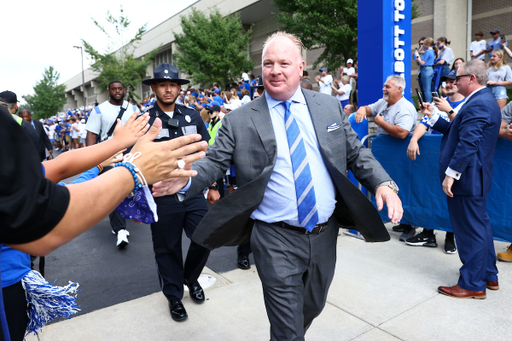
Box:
[486,281,499,290]
[438,285,486,299]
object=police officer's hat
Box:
[142,63,190,86]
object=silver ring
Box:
[177,159,186,169]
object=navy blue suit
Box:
[433,87,501,291]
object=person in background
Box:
[343,104,355,116]
[487,49,512,110]
[484,29,508,59]
[315,68,333,95]
[300,77,313,90]
[415,37,437,104]
[470,31,486,60]
[332,75,352,108]
[406,70,464,254]
[19,109,53,162]
[435,37,455,80]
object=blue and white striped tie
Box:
[282,101,319,232]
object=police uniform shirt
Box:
[86,100,137,142]
[146,103,210,144]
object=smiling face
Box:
[262,36,305,101]
[444,79,458,96]
[151,80,180,110]
[382,79,401,103]
[490,52,501,65]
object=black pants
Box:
[1,281,28,341]
[151,193,210,300]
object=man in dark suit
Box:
[154,32,403,340]
[424,59,501,299]
[19,109,53,161]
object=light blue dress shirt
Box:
[250,87,336,226]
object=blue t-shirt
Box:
[65,123,72,136]
[487,38,508,58]
[421,49,435,67]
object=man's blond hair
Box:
[262,31,304,61]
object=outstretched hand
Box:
[112,110,150,148]
[375,186,403,224]
[130,118,208,185]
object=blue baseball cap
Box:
[205,101,221,112]
[319,68,327,72]
[213,88,220,94]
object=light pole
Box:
[73,46,86,110]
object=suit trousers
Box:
[251,218,338,341]
[151,193,210,300]
[447,195,498,291]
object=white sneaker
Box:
[116,229,130,248]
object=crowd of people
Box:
[1,27,512,341]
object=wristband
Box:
[97,164,103,174]
[208,184,219,191]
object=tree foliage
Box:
[23,66,66,119]
[272,0,421,71]
[272,0,358,71]
[82,6,158,102]
[174,8,254,88]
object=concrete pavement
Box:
[27,225,512,341]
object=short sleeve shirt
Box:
[85,100,137,142]
[501,101,512,124]
[318,75,333,95]
[368,97,417,135]
[0,106,70,244]
[488,65,512,83]
[438,47,454,65]
[470,40,486,60]
[336,83,352,101]
[487,38,508,58]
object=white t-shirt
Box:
[336,83,352,101]
[318,75,333,95]
[344,67,356,86]
[85,100,137,142]
[241,72,250,82]
[71,123,79,139]
[79,122,87,139]
[240,95,251,105]
[48,125,56,139]
[470,40,486,60]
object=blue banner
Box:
[370,134,512,243]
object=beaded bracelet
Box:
[113,161,147,197]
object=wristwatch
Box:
[208,183,219,191]
[448,109,455,115]
[377,181,399,194]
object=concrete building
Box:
[63,0,512,110]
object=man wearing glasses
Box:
[423,59,501,299]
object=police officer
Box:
[141,63,211,322]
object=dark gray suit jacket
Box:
[188,89,392,249]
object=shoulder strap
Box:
[106,101,129,139]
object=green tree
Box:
[23,66,66,119]
[82,6,158,102]
[272,0,422,71]
[173,8,254,88]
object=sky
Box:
[0,0,198,104]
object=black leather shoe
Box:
[168,297,187,321]
[237,253,251,270]
[185,281,205,304]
